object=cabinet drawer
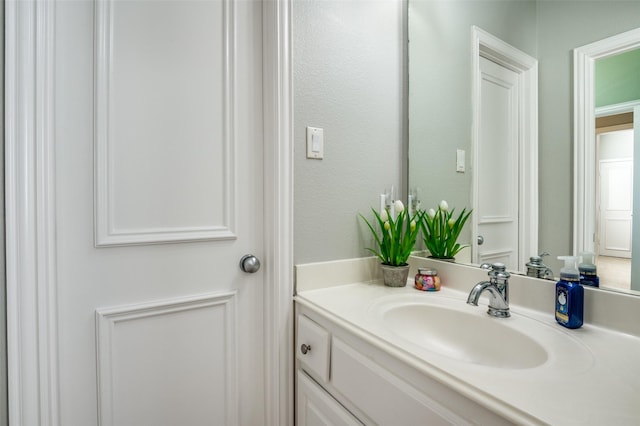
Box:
[297,315,331,382]
[331,337,467,426]
[297,370,363,426]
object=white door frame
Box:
[573,27,640,256]
[471,26,538,271]
[5,0,294,424]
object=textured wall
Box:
[293,0,405,264]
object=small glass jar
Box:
[414,268,440,291]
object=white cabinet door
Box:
[297,371,362,426]
[53,1,264,424]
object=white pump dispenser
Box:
[558,256,580,281]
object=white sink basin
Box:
[381,303,547,369]
[369,293,594,371]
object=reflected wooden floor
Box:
[596,255,631,291]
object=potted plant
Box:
[420,200,472,260]
[360,200,425,287]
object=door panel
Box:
[55,0,264,424]
[94,0,235,245]
[599,159,633,257]
[476,57,519,269]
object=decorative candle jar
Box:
[414,268,440,291]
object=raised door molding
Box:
[96,293,238,425]
[94,0,237,246]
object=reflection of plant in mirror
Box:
[360,201,426,266]
[420,200,472,259]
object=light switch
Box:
[306,127,324,159]
[456,149,465,172]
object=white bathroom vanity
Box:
[295,256,640,425]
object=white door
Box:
[54,1,264,424]
[598,159,633,258]
[474,56,520,270]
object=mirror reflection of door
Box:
[476,56,520,269]
[471,28,538,273]
[595,126,633,290]
[593,45,640,291]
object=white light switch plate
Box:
[456,149,465,172]
[306,127,324,159]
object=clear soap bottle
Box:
[555,256,584,329]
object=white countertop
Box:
[295,258,640,425]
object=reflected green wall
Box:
[595,48,640,108]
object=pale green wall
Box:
[293,0,405,264]
[408,0,537,247]
[595,48,640,108]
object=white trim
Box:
[471,26,538,272]
[595,99,640,117]
[262,1,294,425]
[573,27,640,256]
[94,0,237,247]
[6,0,60,424]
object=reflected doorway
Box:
[595,116,634,290]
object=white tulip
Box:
[394,199,405,213]
[439,200,449,212]
[428,208,436,218]
[380,209,388,222]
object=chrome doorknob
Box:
[477,235,485,245]
[240,254,261,273]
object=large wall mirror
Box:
[407,0,640,294]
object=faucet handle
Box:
[486,263,510,280]
[480,262,507,274]
[490,262,506,272]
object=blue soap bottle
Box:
[555,256,584,329]
[579,251,600,287]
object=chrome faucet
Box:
[526,252,554,280]
[467,262,511,318]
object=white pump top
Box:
[558,256,580,280]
